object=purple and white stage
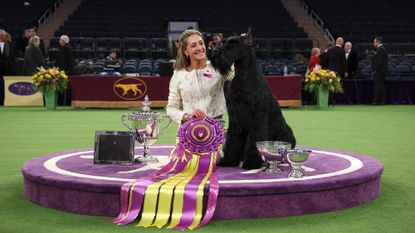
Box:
[22,145,383,220]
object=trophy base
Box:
[265,161,282,173]
[135,155,159,163]
[265,167,282,173]
[288,169,304,178]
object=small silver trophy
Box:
[121,110,172,163]
[286,149,312,178]
[141,95,151,112]
[256,141,291,173]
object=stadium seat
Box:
[150,38,168,59]
[122,38,149,59]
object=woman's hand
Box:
[181,109,206,123]
[192,109,206,120]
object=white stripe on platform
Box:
[43,147,363,184]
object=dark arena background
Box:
[0,1,414,233]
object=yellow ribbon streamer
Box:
[151,156,200,228]
[114,158,180,224]
[168,154,201,229]
[136,160,191,227]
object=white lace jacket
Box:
[166,61,235,123]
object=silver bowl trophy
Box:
[256,141,291,173]
[286,149,312,178]
[121,96,171,163]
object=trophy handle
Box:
[120,113,133,131]
[159,115,172,135]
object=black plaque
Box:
[94,131,135,164]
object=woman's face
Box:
[184,34,206,63]
[34,40,40,47]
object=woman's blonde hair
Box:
[311,47,320,56]
[28,36,40,47]
[173,29,205,70]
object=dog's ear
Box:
[243,27,253,46]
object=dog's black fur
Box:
[210,30,296,170]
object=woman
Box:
[166,29,234,124]
[308,47,321,72]
[23,36,44,75]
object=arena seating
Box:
[304,0,415,44]
[2,0,415,77]
[50,0,312,60]
[0,0,55,38]
[56,0,307,39]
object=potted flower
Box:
[32,67,68,110]
[304,66,343,108]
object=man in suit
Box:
[345,41,358,78]
[0,29,15,105]
[55,35,74,74]
[55,35,74,106]
[16,26,47,58]
[372,37,388,105]
[325,37,347,78]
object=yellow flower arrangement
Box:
[304,67,343,93]
[32,67,69,93]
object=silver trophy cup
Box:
[121,111,172,163]
[256,141,291,173]
[286,149,312,178]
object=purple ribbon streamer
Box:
[174,155,212,230]
[114,146,188,225]
[197,168,219,228]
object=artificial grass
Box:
[0,105,414,233]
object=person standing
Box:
[55,35,74,74]
[325,37,347,78]
[23,36,45,75]
[16,26,47,58]
[372,37,388,105]
[0,29,14,75]
[308,47,320,72]
[345,41,358,78]
[0,29,15,105]
[55,35,74,106]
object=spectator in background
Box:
[345,41,358,78]
[16,27,31,57]
[319,43,332,69]
[0,29,15,76]
[372,37,388,105]
[55,35,74,106]
[23,36,45,75]
[308,47,320,72]
[16,26,47,58]
[55,35,74,74]
[0,29,15,105]
[207,33,223,59]
[72,59,93,75]
[325,37,347,78]
[100,51,122,75]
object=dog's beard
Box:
[211,56,234,76]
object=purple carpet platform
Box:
[22,145,383,220]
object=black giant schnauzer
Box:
[210,30,296,170]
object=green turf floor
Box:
[1,105,414,233]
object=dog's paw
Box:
[242,159,263,170]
